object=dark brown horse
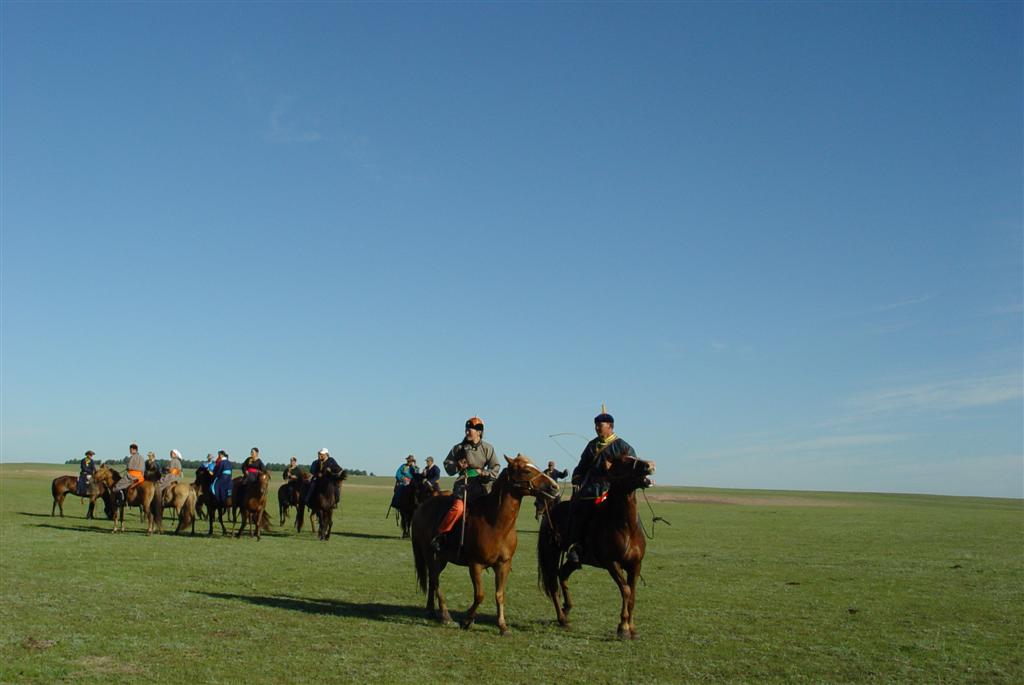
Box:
[50,474,113,519]
[296,469,348,541]
[195,468,236,536]
[278,473,310,526]
[537,455,655,639]
[411,454,559,635]
[235,471,272,540]
[93,465,163,535]
[396,472,441,538]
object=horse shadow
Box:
[32,522,151,536]
[19,512,58,518]
[333,531,397,541]
[194,592,431,624]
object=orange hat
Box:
[465,416,484,430]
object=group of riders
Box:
[73,410,637,559]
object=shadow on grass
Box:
[332,531,400,541]
[18,512,64,519]
[195,591,432,624]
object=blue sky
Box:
[2,2,1021,497]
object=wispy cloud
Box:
[267,96,322,143]
[694,432,912,463]
[848,373,1023,416]
[867,294,936,313]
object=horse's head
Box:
[501,454,561,500]
[93,465,116,487]
[603,455,656,493]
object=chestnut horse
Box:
[296,469,348,540]
[50,474,113,519]
[235,471,272,540]
[411,454,559,635]
[93,465,163,534]
[396,471,441,539]
[537,455,655,639]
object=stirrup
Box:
[566,544,582,565]
[430,534,445,553]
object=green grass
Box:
[1,462,1021,684]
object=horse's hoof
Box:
[630,628,639,640]
[498,627,511,637]
[617,627,629,640]
[459,620,473,631]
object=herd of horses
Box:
[48,452,656,638]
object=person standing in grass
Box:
[566,410,637,565]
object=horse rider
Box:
[112,443,145,497]
[201,453,215,473]
[566,409,637,564]
[242,447,266,483]
[535,460,569,520]
[307,448,343,503]
[423,456,441,493]
[212,450,234,505]
[77,450,97,496]
[392,455,418,508]
[282,456,302,499]
[544,461,568,482]
[158,449,183,497]
[145,450,160,477]
[431,416,500,552]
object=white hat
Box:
[170,449,182,459]
[318,448,329,455]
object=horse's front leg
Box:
[461,563,485,630]
[494,560,512,636]
[235,513,248,538]
[606,561,631,640]
[626,560,640,639]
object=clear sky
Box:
[2,2,1021,498]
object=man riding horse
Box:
[430,416,500,552]
[77,450,97,496]
[566,408,637,564]
[112,443,145,500]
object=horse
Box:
[296,469,348,541]
[50,474,113,519]
[537,455,655,639]
[396,471,441,539]
[195,467,236,536]
[235,471,272,540]
[160,481,197,535]
[278,473,310,526]
[411,454,559,635]
[93,465,163,535]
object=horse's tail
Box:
[413,536,428,594]
[176,489,196,534]
[150,486,163,527]
[537,511,561,601]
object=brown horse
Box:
[93,465,163,535]
[160,481,197,534]
[296,469,348,540]
[396,472,441,538]
[50,474,113,519]
[537,455,655,639]
[411,454,559,635]
[278,473,309,526]
[235,471,272,540]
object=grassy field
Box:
[1,462,1021,684]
